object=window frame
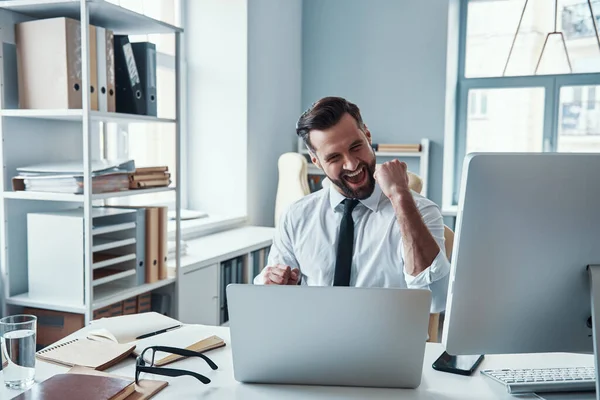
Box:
[444,0,600,210]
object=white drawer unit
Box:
[27,207,138,308]
[179,263,219,325]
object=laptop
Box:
[226,284,432,388]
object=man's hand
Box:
[374,160,410,200]
[262,264,300,285]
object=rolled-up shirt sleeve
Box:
[401,200,451,313]
[253,207,301,285]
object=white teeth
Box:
[345,168,363,178]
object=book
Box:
[35,337,135,370]
[89,312,182,344]
[134,166,168,174]
[376,143,422,152]
[129,178,171,189]
[136,331,225,366]
[68,367,168,400]
[129,172,171,182]
[11,159,135,193]
[12,173,130,194]
[17,159,135,175]
[87,313,226,366]
[12,373,135,400]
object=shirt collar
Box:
[329,182,383,213]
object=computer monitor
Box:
[442,153,600,363]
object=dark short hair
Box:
[296,97,365,152]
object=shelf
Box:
[6,277,176,313]
[3,186,175,202]
[92,267,136,286]
[92,277,175,310]
[299,149,423,158]
[93,186,176,199]
[6,292,86,314]
[179,226,275,270]
[92,253,136,270]
[0,0,182,34]
[92,237,135,252]
[93,221,135,236]
[374,151,423,158]
[307,165,325,176]
[1,109,176,124]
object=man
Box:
[254,96,450,312]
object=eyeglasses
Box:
[135,346,218,385]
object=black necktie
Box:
[333,198,359,286]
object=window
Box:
[588,85,597,109]
[465,0,600,77]
[466,88,544,153]
[468,90,489,118]
[447,0,600,209]
[103,0,181,209]
[558,84,600,151]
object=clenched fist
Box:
[262,264,300,285]
[373,160,410,199]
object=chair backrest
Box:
[406,172,454,259]
[406,172,452,343]
[274,153,310,227]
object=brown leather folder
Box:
[68,367,168,400]
[12,373,134,400]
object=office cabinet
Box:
[179,263,219,325]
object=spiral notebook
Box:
[36,337,136,370]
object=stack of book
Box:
[12,160,134,194]
[129,166,171,189]
[374,143,422,153]
[167,239,188,261]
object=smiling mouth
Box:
[343,166,367,185]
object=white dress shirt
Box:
[255,183,451,312]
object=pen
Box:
[136,324,182,340]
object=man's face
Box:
[309,113,376,200]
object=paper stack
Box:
[12,160,134,194]
[129,166,171,189]
[167,239,188,261]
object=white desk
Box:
[1,323,595,400]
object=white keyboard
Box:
[481,367,596,394]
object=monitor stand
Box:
[588,265,600,400]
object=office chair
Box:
[406,172,454,343]
[274,153,310,227]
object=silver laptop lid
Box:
[227,284,431,388]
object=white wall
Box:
[185,0,248,217]
[186,0,454,224]
[302,0,455,207]
[247,0,302,227]
[185,0,302,226]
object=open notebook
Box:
[87,312,226,366]
[36,338,135,370]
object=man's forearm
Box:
[391,190,441,276]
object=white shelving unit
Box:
[298,137,431,197]
[0,0,183,324]
[1,109,177,123]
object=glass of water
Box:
[0,315,36,389]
